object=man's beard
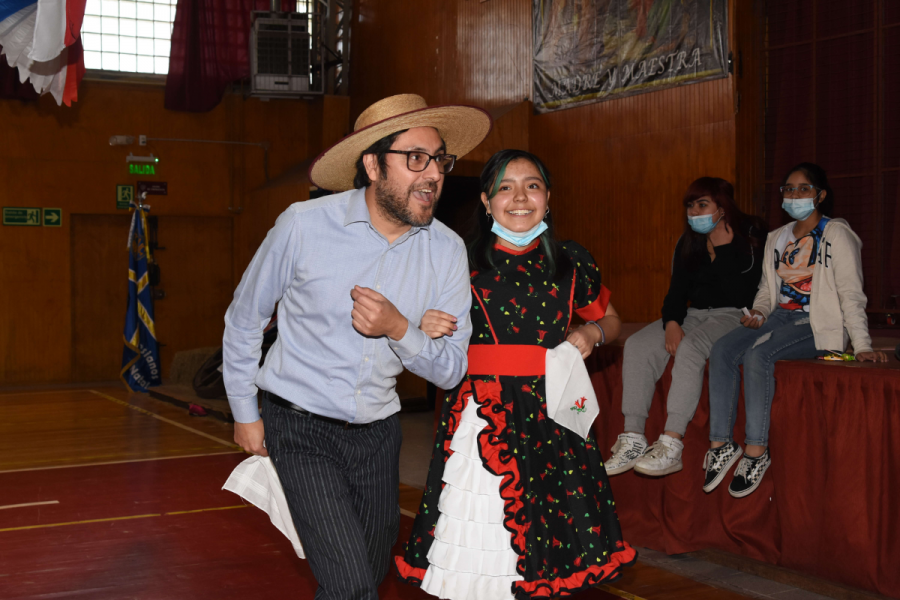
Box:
[374,178,439,228]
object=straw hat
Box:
[308,94,493,192]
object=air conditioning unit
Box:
[250,11,319,97]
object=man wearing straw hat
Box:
[222,94,492,599]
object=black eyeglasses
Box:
[384,150,457,174]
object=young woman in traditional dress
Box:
[395,150,636,599]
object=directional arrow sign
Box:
[43,208,62,227]
[2,207,41,226]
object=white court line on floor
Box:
[89,389,240,450]
[0,501,60,510]
[0,451,243,475]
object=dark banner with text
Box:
[533,0,729,113]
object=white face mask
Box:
[782,194,819,221]
[491,220,548,247]
[687,212,722,234]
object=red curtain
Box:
[587,346,900,599]
[165,0,295,112]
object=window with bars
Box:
[82,1,316,75]
[82,0,176,74]
[763,0,900,312]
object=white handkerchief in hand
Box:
[223,455,305,558]
[545,341,600,440]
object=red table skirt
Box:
[587,347,900,599]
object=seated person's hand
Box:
[856,351,888,362]
[664,321,684,356]
[419,309,457,339]
[741,309,766,329]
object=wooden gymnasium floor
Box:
[0,386,753,600]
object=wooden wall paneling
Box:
[455,0,532,109]
[734,0,767,218]
[350,0,532,121]
[1,81,309,385]
[152,217,234,379]
[70,215,132,382]
[530,79,737,323]
[350,0,454,119]
[234,95,346,276]
[0,219,73,384]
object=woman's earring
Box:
[543,206,550,220]
[486,211,493,221]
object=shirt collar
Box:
[343,188,372,227]
[342,187,431,240]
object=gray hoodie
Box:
[752,218,873,354]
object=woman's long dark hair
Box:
[782,162,835,217]
[680,177,767,269]
[467,149,570,280]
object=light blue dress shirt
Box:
[223,188,472,424]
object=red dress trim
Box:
[471,285,499,344]
[493,240,541,255]
[575,284,611,322]
[511,542,638,598]
[394,555,427,585]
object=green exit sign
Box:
[129,164,157,175]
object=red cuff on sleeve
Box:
[575,284,611,321]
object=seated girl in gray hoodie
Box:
[702,163,888,499]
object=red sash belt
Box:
[467,344,547,376]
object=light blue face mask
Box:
[687,212,722,234]
[782,196,818,221]
[491,220,548,247]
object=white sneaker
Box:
[634,434,684,476]
[605,433,648,475]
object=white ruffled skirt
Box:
[420,396,524,600]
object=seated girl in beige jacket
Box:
[700,162,888,498]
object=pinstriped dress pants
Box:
[262,396,402,600]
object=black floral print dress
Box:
[396,240,635,600]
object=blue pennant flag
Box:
[120,202,162,391]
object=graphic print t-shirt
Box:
[773,217,830,312]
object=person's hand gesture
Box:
[741,309,766,329]
[419,309,457,339]
[351,286,408,340]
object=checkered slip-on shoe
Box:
[702,441,742,493]
[728,449,772,498]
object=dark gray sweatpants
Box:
[263,396,402,600]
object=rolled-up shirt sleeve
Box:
[223,210,301,423]
[389,244,472,390]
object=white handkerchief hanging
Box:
[224,455,305,558]
[544,341,600,440]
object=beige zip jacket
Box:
[752,218,873,354]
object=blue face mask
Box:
[782,196,818,221]
[491,220,548,247]
[687,212,722,234]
